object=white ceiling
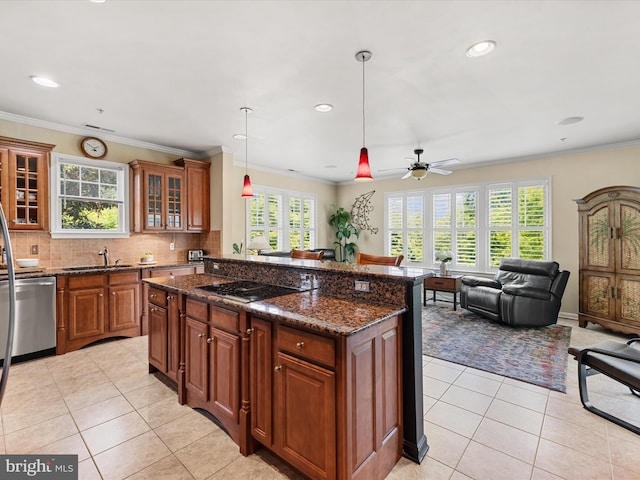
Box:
[2,0,640,183]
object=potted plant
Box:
[435,250,452,275]
[329,206,359,262]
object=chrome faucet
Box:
[99,246,109,266]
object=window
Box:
[247,186,316,251]
[50,153,129,238]
[385,177,550,271]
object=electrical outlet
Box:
[30,245,38,255]
[354,280,370,292]
[169,242,175,251]
[213,263,220,270]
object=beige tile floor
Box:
[1,317,639,479]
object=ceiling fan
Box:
[400,149,460,180]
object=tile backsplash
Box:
[2,230,221,268]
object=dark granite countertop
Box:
[207,254,431,281]
[0,261,203,280]
[144,273,406,337]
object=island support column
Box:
[402,279,429,463]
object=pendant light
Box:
[355,50,373,182]
[240,107,254,197]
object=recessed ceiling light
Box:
[555,116,584,126]
[29,75,59,88]
[314,104,333,112]
[233,134,247,140]
[90,0,107,3]
[466,40,496,58]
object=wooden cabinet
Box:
[576,186,640,335]
[249,315,402,480]
[0,136,54,231]
[57,271,141,354]
[130,158,210,233]
[148,286,180,382]
[184,297,245,444]
[174,158,210,232]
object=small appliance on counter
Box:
[188,249,204,262]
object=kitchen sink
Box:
[62,264,134,271]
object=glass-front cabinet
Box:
[129,160,185,232]
[0,136,55,231]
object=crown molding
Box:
[0,110,209,159]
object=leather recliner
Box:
[460,258,570,327]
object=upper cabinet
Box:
[130,158,210,233]
[174,158,210,232]
[0,136,55,231]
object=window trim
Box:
[385,176,551,272]
[246,185,317,251]
[50,152,130,239]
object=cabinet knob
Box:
[296,341,305,349]
[112,292,116,295]
[274,366,282,372]
[150,294,157,299]
[207,338,212,344]
[246,328,254,335]
[198,333,205,338]
[167,295,173,300]
[99,293,103,297]
[150,307,156,312]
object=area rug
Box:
[422,304,572,392]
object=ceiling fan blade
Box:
[430,157,460,168]
[377,167,407,172]
[428,167,453,175]
[401,170,412,179]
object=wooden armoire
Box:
[575,186,640,335]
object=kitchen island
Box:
[144,254,431,479]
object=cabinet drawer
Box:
[109,271,140,285]
[148,287,168,307]
[67,274,104,290]
[210,305,239,332]
[425,277,459,290]
[149,266,194,278]
[186,297,208,322]
[278,326,335,368]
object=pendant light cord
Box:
[245,109,249,174]
[362,55,366,147]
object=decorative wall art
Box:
[351,190,378,234]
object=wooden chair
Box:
[290,249,324,260]
[357,252,404,266]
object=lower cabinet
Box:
[249,315,402,480]
[57,271,140,354]
[148,287,180,382]
[183,297,245,444]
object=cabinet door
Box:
[185,162,210,232]
[166,293,180,381]
[67,288,105,340]
[250,316,273,446]
[617,200,640,275]
[148,304,168,372]
[581,203,615,271]
[185,317,209,402]
[617,274,640,327]
[108,283,140,333]
[143,169,165,231]
[8,149,48,230]
[209,327,240,421]
[165,171,184,231]
[580,271,616,320]
[275,352,336,480]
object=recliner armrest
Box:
[502,284,551,300]
[461,276,501,289]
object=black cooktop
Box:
[197,280,299,303]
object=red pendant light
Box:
[355,50,373,182]
[240,107,254,197]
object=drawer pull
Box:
[296,341,305,349]
[150,294,157,299]
[246,328,254,335]
[198,333,205,338]
[167,295,173,300]
[274,366,282,372]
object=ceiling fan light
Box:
[241,174,254,197]
[411,167,428,180]
[355,147,373,181]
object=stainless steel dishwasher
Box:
[0,276,56,362]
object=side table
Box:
[423,274,463,310]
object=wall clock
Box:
[80,136,108,159]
